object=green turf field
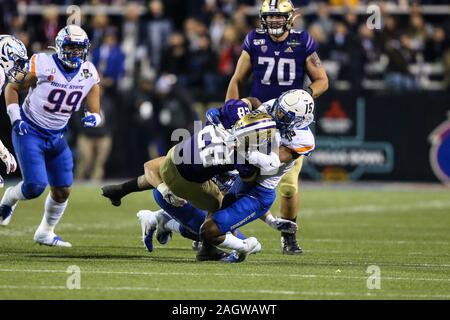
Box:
[0,184,449,299]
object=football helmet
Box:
[231,112,277,153]
[55,25,90,69]
[0,35,28,83]
[260,0,295,37]
[268,89,314,134]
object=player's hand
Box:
[13,120,29,136]
[0,149,17,174]
[81,112,102,128]
[206,108,221,126]
[156,183,187,207]
[272,217,298,234]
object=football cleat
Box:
[192,241,202,252]
[220,251,245,263]
[196,242,229,262]
[236,237,262,261]
[137,210,157,252]
[101,185,123,207]
[34,231,72,248]
[0,187,18,226]
[155,210,172,245]
[281,232,303,255]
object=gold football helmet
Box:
[259,0,295,37]
[231,112,277,153]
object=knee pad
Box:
[279,183,298,198]
[21,183,46,199]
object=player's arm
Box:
[305,52,329,99]
[5,71,37,133]
[225,50,252,100]
[81,83,102,127]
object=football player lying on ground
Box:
[103,91,315,261]
[135,112,299,263]
[136,91,315,262]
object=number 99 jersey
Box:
[22,53,100,130]
[242,29,318,103]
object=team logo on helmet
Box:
[0,35,28,83]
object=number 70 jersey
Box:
[22,53,100,130]
[242,29,317,103]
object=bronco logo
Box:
[429,112,450,185]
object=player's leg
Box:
[201,184,276,262]
[101,157,164,206]
[278,156,303,255]
[0,129,48,226]
[137,189,208,252]
[159,148,223,212]
[34,137,73,247]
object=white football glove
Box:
[267,217,298,234]
[156,183,187,207]
[0,148,17,174]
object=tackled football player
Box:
[225,0,328,254]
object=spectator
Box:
[143,0,172,69]
[121,2,144,90]
[314,2,334,39]
[187,34,219,95]
[154,74,196,152]
[40,6,60,47]
[217,25,242,87]
[75,89,114,182]
[92,27,126,92]
[160,32,189,84]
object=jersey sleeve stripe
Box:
[30,55,37,75]
[290,145,315,154]
[306,35,313,50]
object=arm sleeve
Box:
[303,31,319,57]
[241,31,254,55]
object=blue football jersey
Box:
[242,29,318,102]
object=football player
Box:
[0,35,28,186]
[225,0,329,255]
[0,25,103,247]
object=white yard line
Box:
[0,268,449,283]
[0,284,449,299]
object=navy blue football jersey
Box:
[242,29,318,102]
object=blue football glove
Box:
[13,120,29,136]
[81,112,102,128]
[206,108,222,126]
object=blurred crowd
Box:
[1,0,450,180]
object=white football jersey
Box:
[256,99,315,189]
[0,67,5,96]
[22,53,99,130]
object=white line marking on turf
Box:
[0,268,449,283]
[0,284,449,299]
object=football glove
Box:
[156,182,187,207]
[206,108,221,126]
[81,112,102,128]
[0,147,17,174]
[266,216,298,234]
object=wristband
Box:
[7,103,22,125]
